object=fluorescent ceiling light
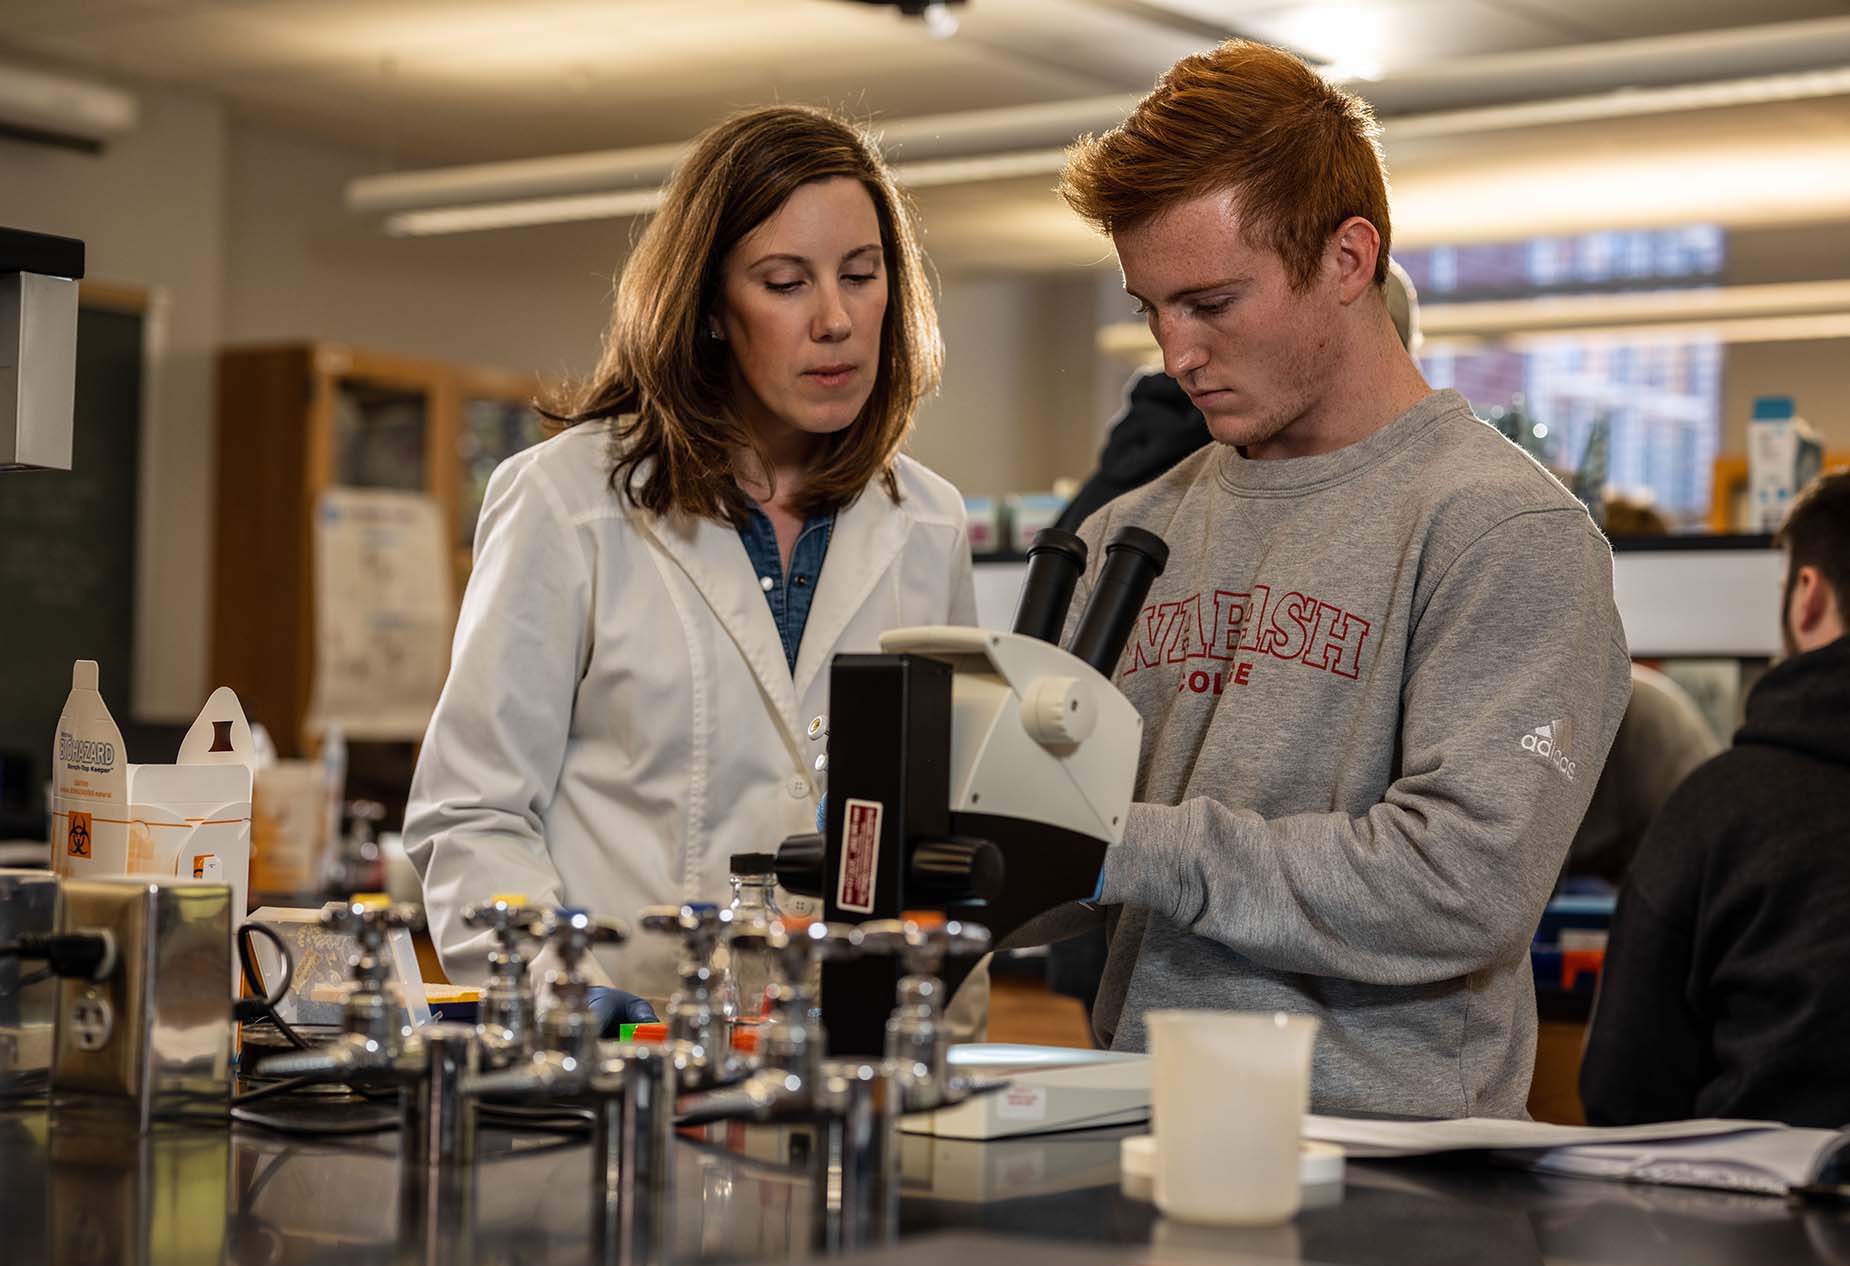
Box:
[360,64,1850,237]
[386,187,666,236]
[1501,312,1850,350]
[385,149,1074,235]
[1263,4,1385,83]
[0,61,138,147]
[891,150,1069,186]
[1419,281,1850,337]
[1097,281,1850,357]
[349,95,1138,216]
[1394,134,1850,248]
[1385,66,1850,140]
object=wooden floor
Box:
[986,975,1095,1049]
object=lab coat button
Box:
[787,775,809,798]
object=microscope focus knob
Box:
[1020,675,1096,747]
[772,833,826,898]
[908,839,1004,906]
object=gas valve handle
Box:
[463,896,548,944]
[639,901,731,943]
[322,897,424,941]
[742,919,859,982]
[541,907,629,961]
[855,918,991,973]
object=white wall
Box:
[223,118,622,379]
[908,271,1105,497]
[1,82,226,722]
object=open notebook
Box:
[1305,1115,1844,1197]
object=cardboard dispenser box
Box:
[51,661,256,948]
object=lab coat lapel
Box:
[633,507,802,738]
[793,485,910,704]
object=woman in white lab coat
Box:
[404,106,977,1003]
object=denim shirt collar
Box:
[737,505,837,674]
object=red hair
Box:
[1061,40,1391,289]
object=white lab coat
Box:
[404,421,978,1001]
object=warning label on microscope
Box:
[838,798,882,914]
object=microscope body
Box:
[798,631,1141,1056]
[780,525,1166,1058]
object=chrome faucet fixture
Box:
[461,896,547,1069]
[638,903,739,1091]
[853,917,992,1111]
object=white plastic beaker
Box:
[1148,1009,1319,1225]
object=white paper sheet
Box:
[1510,1127,1841,1196]
[1303,1115,1773,1159]
[306,489,453,741]
[1305,1114,1843,1197]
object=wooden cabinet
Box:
[211,343,546,755]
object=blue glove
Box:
[816,792,828,833]
[583,987,658,1037]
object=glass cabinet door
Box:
[457,397,548,548]
[331,379,430,491]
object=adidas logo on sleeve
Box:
[1521,718,1578,780]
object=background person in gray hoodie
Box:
[1054,39,1633,1118]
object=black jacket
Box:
[1052,371,1209,535]
[1580,634,1850,1127]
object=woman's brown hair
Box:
[1060,40,1391,290]
[544,105,942,522]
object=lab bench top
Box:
[3,1102,1845,1266]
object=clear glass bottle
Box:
[725,852,782,1022]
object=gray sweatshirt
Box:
[1068,389,1632,1118]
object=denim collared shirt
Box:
[738,505,836,673]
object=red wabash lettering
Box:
[1302,602,1372,679]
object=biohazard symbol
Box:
[67,811,92,859]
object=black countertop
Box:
[4,1103,1846,1266]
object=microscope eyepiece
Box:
[1065,525,1169,678]
[1011,528,1089,644]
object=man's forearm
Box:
[1103,794,1563,986]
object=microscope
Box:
[776,525,1169,1055]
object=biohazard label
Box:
[837,799,882,914]
[67,811,92,858]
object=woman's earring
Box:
[706,323,724,342]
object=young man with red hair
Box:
[1057,40,1632,1117]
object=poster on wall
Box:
[305,489,452,741]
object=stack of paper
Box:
[1304,1115,1843,1197]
